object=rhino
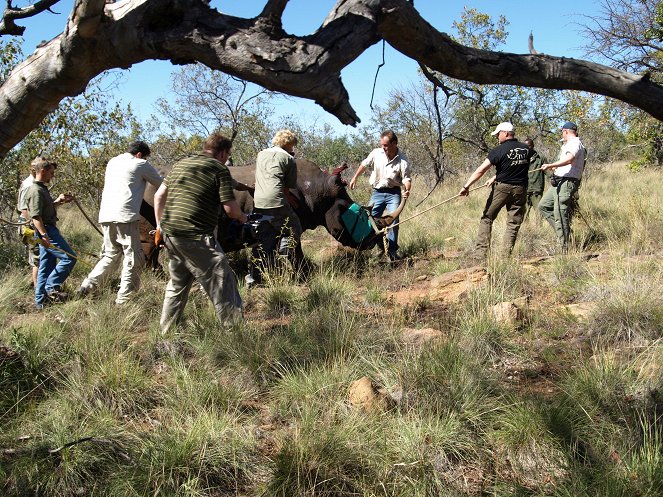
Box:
[139,158,406,267]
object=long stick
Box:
[73,197,103,237]
[385,183,489,231]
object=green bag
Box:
[341,203,374,243]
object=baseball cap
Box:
[490,122,515,136]
[561,121,578,131]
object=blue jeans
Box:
[35,225,76,307]
[370,188,401,258]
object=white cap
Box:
[490,122,515,136]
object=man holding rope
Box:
[350,130,411,261]
[77,140,163,304]
[538,121,586,252]
[24,157,76,309]
[459,122,532,262]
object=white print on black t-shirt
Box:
[506,147,529,163]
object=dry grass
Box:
[1,162,662,496]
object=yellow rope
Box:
[22,226,94,269]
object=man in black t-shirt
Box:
[459,122,532,261]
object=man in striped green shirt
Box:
[154,133,248,333]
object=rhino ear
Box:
[328,170,348,189]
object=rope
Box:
[0,217,28,227]
[369,40,386,110]
[382,183,489,232]
[72,197,103,237]
[379,169,544,233]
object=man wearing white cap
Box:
[539,121,587,251]
[459,122,532,260]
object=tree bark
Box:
[0,0,662,158]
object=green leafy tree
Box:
[0,40,142,220]
[647,1,663,41]
[373,8,571,191]
[277,119,370,171]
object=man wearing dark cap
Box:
[459,122,532,260]
[539,121,587,251]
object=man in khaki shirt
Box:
[248,129,303,285]
[24,157,76,309]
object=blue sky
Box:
[18,0,601,134]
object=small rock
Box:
[492,301,524,325]
[348,376,387,411]
[416,275,428,282]
[427,267,488,303]
[401,327,444,346]
[512,296,529,310]
[562,302,596,321]
[377,384,403,404]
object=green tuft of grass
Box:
[304,273,353,311]
[261,284,301,316]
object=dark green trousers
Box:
[525,190,543,219]
[539,178,580,248]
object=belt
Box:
[495,181,527,187]
[373,186,401,193]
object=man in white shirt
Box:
[78,141,163,304]
[349,130,412,261]
[539,121,587,251]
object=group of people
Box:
[17,130,309,333]
[459,121,586,260]
[16,121,583,330]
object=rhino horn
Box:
[374,194,407,230]
[330,161,348,176]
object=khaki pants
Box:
[160,234,242,333]
[474,182,526,259]
[80,221,144,304]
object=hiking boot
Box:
[47,290,69,303]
